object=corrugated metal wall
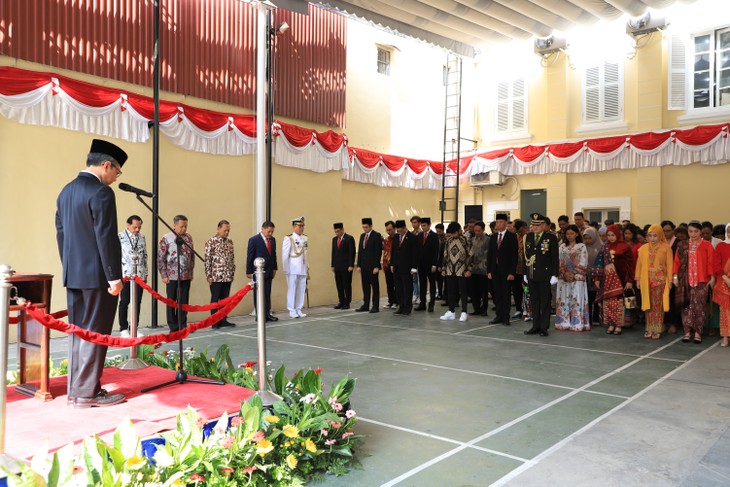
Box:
[0,0,346,127]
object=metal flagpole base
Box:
[246,389,283,407]
[117,357,149,370]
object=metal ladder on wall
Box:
[440,53,462,225]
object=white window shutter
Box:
[604,62,621,120]
[584,66,601,122]
[668,33,688,110]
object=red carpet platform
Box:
[6,366,255,460]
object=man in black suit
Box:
[356,218,383,313]
[523,213,560,337]
[331,222,355,309]
[391,219,418,315]
[246,221,278,322]
[55,139,126,408]
[415,217,440,312]
[487,213,519,325]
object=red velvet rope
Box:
[130,276,246,311]
[22,284,251,348]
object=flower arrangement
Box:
[1,346,362,486]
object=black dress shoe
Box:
[469,310,482,316]
[369,307,379,313]
[414,305,426,311]
[341,304,350,310]
[502,320,511,326]
[266,314,279,322]
[490,318,503,325]
[212,323,223,330]
[334,303,343,309]
[399,311,411,316]
[74,390,125,409]
[539,331,549,337]
[355,306,369,312]
[524,329,538,335]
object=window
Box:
[496,78,527,133]
[587,209,620,226]
[377,47,391,76]
[582,61,623,124]
[691,27,730,109]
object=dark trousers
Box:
[118,280,143,331]
[166,279,191,331]
[435,272,444,298]
[528,280,552,332]
[512,274,524,313]
[252,275,273,316]
[470,274,488,313]
[395,271,414,312]
[361,268,380,309]
[67,288,117,398]
[210,281,232,322]
[492,273,512,321]
[334,269,352,305]
[384,267,397,305]
[447,275,469,313]
[418,268,437,305]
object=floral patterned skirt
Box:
[555,280,590,331]
[645,283,665,334]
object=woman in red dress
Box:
[712,223,730,347]
[595,224,635,335]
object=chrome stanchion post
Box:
[0,263,22,471]
[247,257,282,406]
[118,253,148,370]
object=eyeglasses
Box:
[110,162,122,176]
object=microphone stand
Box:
[127,194,223,392]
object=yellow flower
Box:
[305,438,317,453]
[171,480,186,487]
[125,455,146,470]
[256,439,274,457]
[286,453,298,469]
[265,415,280,423]
[284,440,292,447]
[282,424,300,438]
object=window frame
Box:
[491,76,531,143]
[376,47,391,76]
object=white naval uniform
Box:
[282,233,308,316]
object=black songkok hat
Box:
[495,213,509,221]
[362,217,373,225]
[421,217,431,225]
[333,222,343,229]
[395,220,407,228]
[90,139,128,166]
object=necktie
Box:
[364,233,369,248]
[498,232,503,249]
[399,234,404,247]
[337,236,342,249]
[423,232,427,244]
[265,237,271,255]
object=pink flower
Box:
[325,439,336,446]
[328,397,337,406]
[333,402,343,412]
[252,430,265,442]
[222,435,235,448]
[231,416,244,427]
[320,428,329,436]
[196,417,208,428]
[314,368,323,374]
[345,409,356,419]
[243,466,257,474]
[329,421,341,429]
[221,467,234,475]
[190,474,206,483]
[342,432,354,439]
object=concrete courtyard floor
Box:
[12,300,730,486]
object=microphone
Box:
[119,183,154,198]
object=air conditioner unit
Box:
[470,170,504,187]
[626,11,667,37]
[534,34,566,56]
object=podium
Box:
[10,274,53,401]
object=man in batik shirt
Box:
[158,214,195,331]
[205,219,235,329]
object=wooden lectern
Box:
[10,274,53,401]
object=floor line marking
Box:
[489,340,720,487]
[454,323,498,334]
[232,333,634,398]
[321,316,684,360]
[358,417,529,463]
[379,337,683,487]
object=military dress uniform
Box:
[283,217,309,318]
[523,213,560,336]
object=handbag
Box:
[623,288,637,310]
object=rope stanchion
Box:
[131,276,243,312]
[23,284,252,349]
